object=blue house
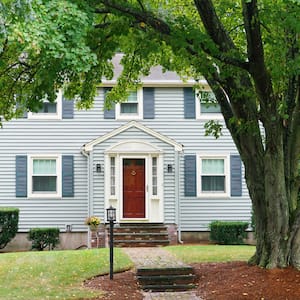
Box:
[0,54,251,250]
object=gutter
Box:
[175,150,183,244]
[80,146,91,248]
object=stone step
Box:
[137,274,196,285]
[137,266,194,276]
[114,239,170,247]
[140,284,196,292]
[108,223,170,247]
[136,266,196,292]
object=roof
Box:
[102,53,206,87]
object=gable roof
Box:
[102,53,206,87]
[83,120,183,152]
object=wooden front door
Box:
[123,158,145,218]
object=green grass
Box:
[0,248,133,300]
[166,245,256,263]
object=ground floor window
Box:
[28,155,61,197]
[197,155,229,197]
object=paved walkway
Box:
[123,248,202,300]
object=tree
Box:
[0,0,299,269]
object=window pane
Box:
[200,103,221,113]
[33,159,56,175]
[200,91,221,113]
[110,157,115,196]
[38,102,57,113]
[202,176,225,192]
[152,157,158,196]
[127,91,138,103]
[202,159,224,174]
[121,103,138,113]
[33,176,57,192]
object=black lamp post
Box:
[106,205,116,280]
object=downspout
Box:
[175,150,183,244]
[80,146,91,248]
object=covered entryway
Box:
[123,158,145,218]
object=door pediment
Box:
[105,140,162,154]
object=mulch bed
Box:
[84,262,300,300]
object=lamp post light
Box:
[106,205,116,280]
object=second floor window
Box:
[116,89,143,120]
[28,90,62,120]
[195,90,222,120]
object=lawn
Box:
[0,248,133,300]
[166,245,256,263]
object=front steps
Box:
[136,266,196,292]
[111,223,170,247]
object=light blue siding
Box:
[0,86,251,233]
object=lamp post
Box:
[106,205,116,280]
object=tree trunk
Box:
[246,122,299,268]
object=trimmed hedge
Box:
[210,221,249,245]
[0,207,19,249]
[28,228,60,251]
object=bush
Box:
[210,221,249,245]
[0,207,19,249]
[28,228,60,251]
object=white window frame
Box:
[28,154,62,198]
[28,90,62,120]
[195,89,223,120]
[197,154,230,198]
[115,88,143,120]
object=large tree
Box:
[1,0,299,269]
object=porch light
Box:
[167,164,173,173]
[96,163,102,173]
[106,205,116,222]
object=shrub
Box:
[210,221,249,245]
[0,207,19,249]
[28,228,60,251]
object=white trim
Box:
[195,89,223,120]
[27,90,62,120]
[84,120,183,152]
[104,142,164,223]
[27,154,62,198]
[115,89,143,120]
[105,140,162,154]
[196,153,230,198]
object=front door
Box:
[123,158,145,218]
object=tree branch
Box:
[98,0,171,35]
[241,0,273,107]
[193,0,235,52]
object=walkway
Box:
[123,247,202,300]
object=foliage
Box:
[210,221,249,245]
[0,207,19,249]
[27,228,60,251]
[1,0,299,268]
[84,215,101,226]
[0,248,133,300]
[167,245,255,263]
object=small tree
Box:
[0,208,19,249]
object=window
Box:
[28,90,62,120]
[197,155,229,197]
[116,89,143,119]
[110,157,116,196]
[152,157,158,196]
[196,90,222,119]
[28,155,61,198]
